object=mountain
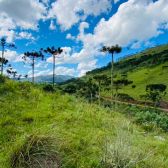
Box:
[20,74,75,84]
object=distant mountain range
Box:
[20,75,75,84]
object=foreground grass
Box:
[1,78,168,167]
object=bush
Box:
[42,83,54,92]
[132,85,136,88]
[117,93,134,101]
[0,74,6,84]
[134,111,168,132]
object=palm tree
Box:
[0,38,16,75]
[100,44,122,109]
[23,50,44,83]
[41,46,63,86]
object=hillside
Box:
[59,43,168,103]
[1,76,168,167]
[20,74,75,84]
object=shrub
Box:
[9,134,62,168]
[132,85,136,88]
[0,75,6,84]
[42,83,54,92]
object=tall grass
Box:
[1,77,168,167]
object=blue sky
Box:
[0,0,168,78]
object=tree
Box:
[0,57,9,70]
[63,84,76,94]
[100,44,122,109]
[113,79,133,110]
[6,64,22,80]
[23,50,44,83]
[85,78,98,104]
[0,38,16,75]
[146,84,167,109]
[41,46,63,86]
[93,74,108,106]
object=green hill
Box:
[60,43,168,102]
[1,76,168,167]
[20,74,75,84]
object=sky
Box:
[0,0,168,78]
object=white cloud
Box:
[42,0,50,4]
[76,0,168,48]
[78,70,90,77]
[49,20,56,30]
[13,54,24,63]
[144,41,155,47]
[35,61,48,68]
[0,49,17,61]
[0,0,47,30]
[66,33,75,40]
[77,59,98,70]
[16,32,34,40]
[0,29,15,43]
[131,41,142,49]
[47,0,112,30]
[0,13,16,30]
[55,66,76,75]
[114,0,120,4]
[28,69,44,77]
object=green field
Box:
[1,76,168,167]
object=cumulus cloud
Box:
[16,32,35,40]
[77,59,98,70]
[0,0,47,30]
[66,33,75,40]
[47,0,112,30]
[0,49,18,61]
[77,0,168,48]
[35,61,48,68]
[55,66,76,75]
[78,69,90,77]
[49,20,56,30]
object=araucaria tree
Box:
[0,38,16,75]
[100,44,122,108]
[41,46,63,86]
[113,79,133,110]
[93,74,108,106]
[146,84,167,109]
[23,51,44,83]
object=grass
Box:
[1,77,168,167]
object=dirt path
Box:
[100,95,168,112]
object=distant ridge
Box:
[20,74,75,84]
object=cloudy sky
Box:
[0,0,168,78]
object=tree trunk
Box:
[53,55,55,86]
[111,53,114,109]
[99,81,100,106]
[91,92,92,104]
[1,42,4,75]
[32,56,34,83]
[115,87,118,111]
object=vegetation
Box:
[100,45,122,108]
[23,51,44,83]
[1,37,168,167]
[0,38,16,75]
[1,77,168,167]
[41,46,63,86]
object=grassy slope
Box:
[74,43,168,102]
[1,78,168,167]
[102,62,168,101]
